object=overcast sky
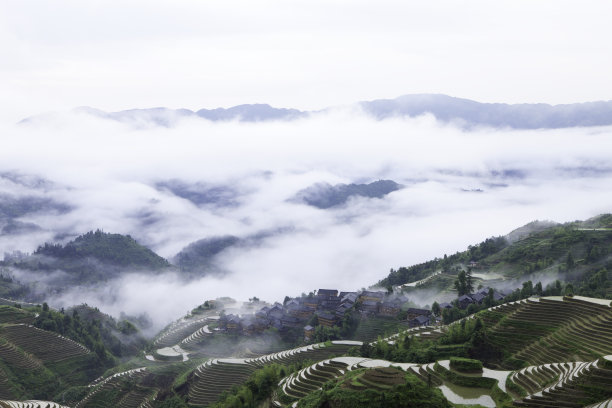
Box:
[2,0,612,121]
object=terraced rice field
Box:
[115,386,156,408]
[0,401,70,408]
[0,324,89,363]
[511,356,612,407]
[277,356,425,403]
[586,398,612,408]
[154,317,213,348]
[351,318,407,343]
[75,367,148,408]
[0,339,42,370]
[180,325,212,349]
[189,359,258,406]
[0,308,35,325]
[480,297,612,368]
[188,341,361,406]
[0,367,14,399]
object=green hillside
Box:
[0,230,171,290]
[380,214,612,299]
[34,230,170,269]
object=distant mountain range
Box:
[19,94,612,129]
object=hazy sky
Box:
[2,0,612,121]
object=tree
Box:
[534,281,543,296]
[520,280,533,298]
[566,252,575,269]
[465,268,474,294]
[431,301,441,317]
[454,271,467,295]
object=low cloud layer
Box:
[2,110,612,331]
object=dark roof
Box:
[318,289,338,296]
[341,293,358,303]
[471,293,486,302]
[281,315,300,323]
[381,301,401,309]
[458,295,473,302]
[269,309,284,319]
[414,315,430,324]
[406,308,430,315]
[440,302,453,309]
[492,291,505,301]
[317,311,335,320]
[361,290,385,298]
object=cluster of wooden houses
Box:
[439,287,506,310]
[215,288,433,338]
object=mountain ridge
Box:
[18,94,612,129]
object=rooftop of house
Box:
[471,292,486,301]
[414,315,430,324]
[317,289,338,296]
[361,290,386,298]
[406,307,430,315]
[317,311,336,320]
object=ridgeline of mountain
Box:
[155,179,239,207]
[1,230,170,295]
[380,214,612,300]
[27,104,305,127]
[0,192,69,221]
[173,229,293,276]
[34,230,169,270]
[294,179,402,209]
[359,94,612,128]
[19,94,612,129]
[173,235,240,275]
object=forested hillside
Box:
[379,214,612,300]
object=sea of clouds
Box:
[2,108,612,331]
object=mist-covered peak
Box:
[505,220,560,243]
[173,235,240,275]
[19,94,612,129]
[155,179,239,208]
[196,103,305,122]
[294,179,402,209]
[359,94,612,128]
[34,229,170,269]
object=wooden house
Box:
[304,325,315,340]
[317,311,336,327]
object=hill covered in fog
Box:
[19,94,612,129]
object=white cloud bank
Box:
[2,111,612,331]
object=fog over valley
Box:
[1,106,612,331]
